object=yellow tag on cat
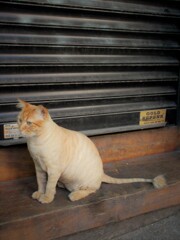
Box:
[139,109,166,126]
[3,123,22,139]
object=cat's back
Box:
[63,127,101,159]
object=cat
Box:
[17,99,166,204]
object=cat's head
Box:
[17,99,49,138]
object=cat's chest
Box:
[33,154,47,172]
[28,144,48,172]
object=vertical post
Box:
[177,65,180,126]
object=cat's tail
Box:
[102,173,166,189]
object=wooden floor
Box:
[0,150,180,240]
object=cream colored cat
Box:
[17,99,166,204]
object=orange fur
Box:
[17,99,166,204]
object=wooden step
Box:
[0,151,180,240]
[59,206,180,240]
[0,126,179,182]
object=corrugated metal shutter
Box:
[0,0,180,146]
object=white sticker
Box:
[3,123,22,139]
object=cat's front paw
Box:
[38,194,54,204]
[32,191,43,200]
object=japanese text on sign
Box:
[4,123,22,139]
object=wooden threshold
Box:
[0,150,180,240]
[0,126,179,182]
[59,206,180,240]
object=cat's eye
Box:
[27,121,32,126]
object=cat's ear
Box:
[16,99,30,109]
[37,105,49,119]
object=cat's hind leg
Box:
[69,189,96,201]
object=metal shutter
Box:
[0,0,180,146]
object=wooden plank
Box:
[0,151,180,239]
[58,206,180,240]
[92,126,180,163]
[0,126,179,181]
[0,145,34,181]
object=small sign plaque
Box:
[139,109,166,126]
[3,123,22,139]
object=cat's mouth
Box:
[19,129,36,138]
